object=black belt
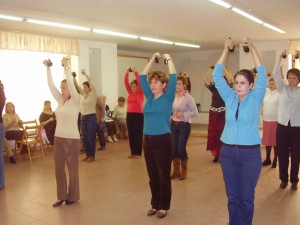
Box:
[222,143,260,149]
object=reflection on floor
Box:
[0,135,299,225]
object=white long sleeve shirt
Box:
[273,63,300,126]
[47,68,80,139]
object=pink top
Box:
[124,71,144,113]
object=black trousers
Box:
[143,133,173,210]
[126,113,144,155]
[276,122,300,183]
[96,123,106,147]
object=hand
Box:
[81,69,87,76]
[242,37,252,51]
[162,53,171,61]
[48,118,54,122]
[43,59,52,68]
[225,38,234,52]
[280,50,287,59]
[127,66,136,72]
[152,52,161,63]
[100,118,105,123]
[61,57,70,69]
[176,112,184,118]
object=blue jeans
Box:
[170,121,191,160]
[220,144,262,225]
[0,123,5,189]
[81,114,97,157]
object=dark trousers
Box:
[96,123,106,147]
[81,114,97,157]
[221,144,261,225]
[276,122,300,183]
[126,113,144,155]
[170,120,191,160]
[143,133,173,210]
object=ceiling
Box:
[0,0,299,53]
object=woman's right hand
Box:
[152,52,161,62]
[43,59,52,68]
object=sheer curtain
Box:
[0,50,78,121]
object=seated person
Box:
[2,102,27,154]
[100,96,118,142]
[112,97,128,139]
[39,100,56,146]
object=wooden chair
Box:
[16,124,45,163]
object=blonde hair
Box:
[5,102,15,114]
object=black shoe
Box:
[157,210,167,219]
[280,182,288,189]
[271,161,277,168]
[9,156,16,164]
[98,146,105,151]
[65,200,75,205]
[147,209,157,216]
[291,183,298,190]
[262,159,271,166]
[52,200,65,207]
[212,156,219,163]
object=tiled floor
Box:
[1,133,300,225]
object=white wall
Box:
[239,40,289,74]
[78,40,118,108]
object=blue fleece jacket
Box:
[212,64,267,145]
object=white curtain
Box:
[0,31,79,55]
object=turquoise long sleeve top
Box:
[140,74,176,135]
[212,64,267,145]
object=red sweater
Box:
[124,71,144,113]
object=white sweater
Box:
[47,68,80,139]
[262,88,279,121]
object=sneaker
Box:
[112,135,118,142]
[106,136,113,143]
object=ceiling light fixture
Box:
[208,1,285,34]
[140,36,173,45]
[231,7,263,24]
[209,0,231,9]
[0,14,23,21]
[93,29,138,39]
[263,23,285,34]
[26,18,91,31]
[175,42,200,48]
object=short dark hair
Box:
[118,97,125,102]
[148,71,169,84]
[130,79,138,86]
[286,68,300,80]
[82,81,90,89]
[234,69,254,84]
[177,75,188,86]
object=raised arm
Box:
[61,58,79,104]
[43,60,62,102]
[81,69,98,97]
[273,50,286,92]
[203,63,214,86]
[124,69,131,94]
[140,53,159,98]
[163,53,177,100]
[213,39,234,101]
[73,76,84,95]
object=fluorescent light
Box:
[175,42,200,48]
[209,0,231,9]
[232,7,263,24]
[263,23,285,34]
[0,14,23,21]
[93,29,138,39]
[140,36,173,45]
[26,18,91,31]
